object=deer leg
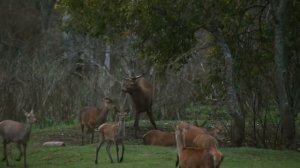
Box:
[133,112,140,138]
[106,141,114,163]
[119,142,125,163]
[2,140,9,167]
[2,140,6,161]
[16,144,23,161]
[23,144,27,168]
[91,130,94,144]
[81,124,85,145]
[116,142,120,162]
[175,154,179,168]
[146,109,157,129]
[95,140,105,164]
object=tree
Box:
[57,0,299,147]
[270,0,295,148]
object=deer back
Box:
[98,123,119,141]
[143,130,175,146]
[0,120,27,142]
[177,122,207,147]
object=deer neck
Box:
[96,107,109,121]
[117,118,125,138]
[23,121,33,142]
[175,131,184,159]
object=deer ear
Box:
[23,109,28,116]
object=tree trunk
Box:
[104,40,111,70]
[271,0,295,149]
[213,28,245,146]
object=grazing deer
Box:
[175,125,214,168]
[95,112,127,164]
[122,75,157,138]
[143,129,176,147]
[175,122,224,168]
[79,97,113,145]
[192,134,224,168]
[0,110,37,168]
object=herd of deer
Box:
[0,75,224,168]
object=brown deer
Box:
[143,129,176,147]
[175,125,214,168]
[207,127,225,143]
[175,122,224,168]
[192,134,224,168]
[122,75,157,137]
[79,97,113,145]
[0,110,37,168]
[95,112,127,164]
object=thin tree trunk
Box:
[271,0,295,149]
[213,28,245,146]
[104,40,111,70]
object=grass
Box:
[0,121,300,168]
[1,145,300,168]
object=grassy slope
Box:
[0,122,300,168]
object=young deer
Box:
[143,129,176,147]
[175,125,214,168]
[0,110,37,168]
[95,112,127,164]
[79,97,113,145]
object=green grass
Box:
[1,144,300,168]
[0,122,300,168]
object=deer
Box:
[192,134,224,168]
[79,97,113,145]
[95,112,127,164]
[206,127,225,144]
[122,75,157,138]
[143,129,176,147]
[175,122,224,168]
[0,110,37,168]
[175,125,214,168]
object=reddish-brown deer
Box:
[175,125,214,168]
[0,110,36,168]
[175,122,224,168]
[79,97,113,145]
[122,75,157,138]
[95,112,127,164]
[143,129,176,147]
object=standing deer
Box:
[0,110,37,168]
[175,125,214,168]
[79,97,113,145]
[122,75,157,137]
[95,112,127,164]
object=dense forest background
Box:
[0,0,299,149]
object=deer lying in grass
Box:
[79,97,113,145]
[95,112,127,164]
[175,122,224,168]
[0,110,36,168]
[143,129,176,146]
[175,125,214,168]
